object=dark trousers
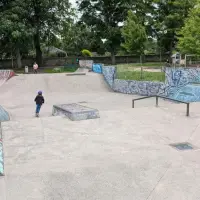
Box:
[36,104,41,114]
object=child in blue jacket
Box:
[34,91,45,117]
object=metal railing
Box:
[132,95,190,116]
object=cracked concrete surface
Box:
[1,73,200,200]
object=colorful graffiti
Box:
[165,68,200,102]
[92,63,103,74]
[113,79,166,96]
[102,66,116,88]
[0,105,10,122]
[102,66,200,102]
[102,66,166,96]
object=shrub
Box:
[52,67,62,73]
[81,49,92,57]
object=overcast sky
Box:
[70,0,77,7]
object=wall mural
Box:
[0,105,10,122]
[102,66,116,88]
[102,66,200,102]
[92,63,103,74]
[164,68,200,102]
[113,79,167,96]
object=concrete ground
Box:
[1,72,200,200]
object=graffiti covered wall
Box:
[102,66,116,88]
[0,105,10,122]
[102,66,167,96]
[165,67,200,102]
[102,66,200,102]
[113,79,166,96]
[92,63,103,74]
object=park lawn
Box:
[13,66,78,74]
[116,62,164,71]
[117,71,165,82]
[43,67,78,73]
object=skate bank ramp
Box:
[0,70,15,87]
[0,70,14,121]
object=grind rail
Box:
[132,95,190,117]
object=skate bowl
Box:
[52,103,100,121]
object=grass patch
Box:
[43,67,78,73]
[117,71,165,82]
[13,66,78,74]
[116,62,164,70]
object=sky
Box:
[69,0,77,8]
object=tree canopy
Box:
[121,10,147,55]
[0,0,199,66]
[78,0,132,64]
[0,0,72,67]
[178,0,200,55]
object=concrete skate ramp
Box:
[76,67,89,73]
[0,70,15,88]
[0,138,3,176]
[0,73,112,120]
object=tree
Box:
[0,0,72,67]
[0,0,33,67]
[151,0,196,55]
[24,0,71,66]
[121,10,147,55]
[61,20,105,56]
[78,0,132,64]
[178,1,200,55]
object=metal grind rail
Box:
[132,95,190,117]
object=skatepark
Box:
[1,69,200,200]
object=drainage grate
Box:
[170,142,197,151]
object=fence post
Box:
[156,96,159,107]
[132,100,134,108]
[186,103,190,116]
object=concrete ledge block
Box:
[52,103,100,121]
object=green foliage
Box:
[177,1,200,55]
[78,0,131,63]
[0,0,72,66]
[44,66,78,73]
[81,49,92,57]
[121,10,147,55]
[61,21,105,56]
[0,0,197,64]
[151,0,196,54]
